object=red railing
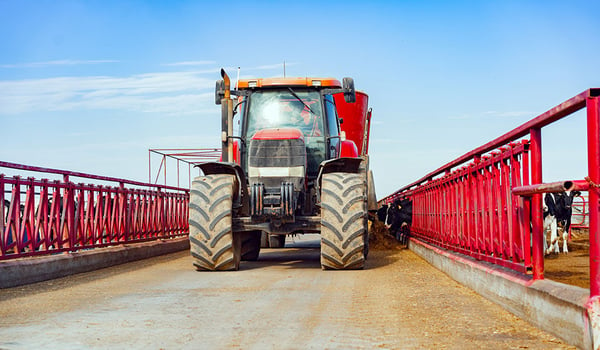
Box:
[382,88,600,296]
[404,141,531,273]
[1,161,189,260]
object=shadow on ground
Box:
[240,232,406,271]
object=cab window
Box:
[324,94,340,159]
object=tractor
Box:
[189,69,376,270]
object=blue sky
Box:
[1,0,599,199]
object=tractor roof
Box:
[237,77,341,89]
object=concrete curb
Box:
[0,237,190,289]
[409,237,592,350]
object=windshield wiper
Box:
[287,87,318,116]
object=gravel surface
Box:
[0,235,574,349]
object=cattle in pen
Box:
[543,190,581,254]
[378,198,413,244]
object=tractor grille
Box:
[248,139,306,168]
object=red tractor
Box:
[189,69,376,270]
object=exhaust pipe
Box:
[220,69,233,162]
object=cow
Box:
[376,204,388,222]
[379,198,413,244]
[543,191,581,254]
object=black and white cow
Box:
[378,199,413,244]
[543,191,581,254]
[376,204,388,222]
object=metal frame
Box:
[148,148,220,188]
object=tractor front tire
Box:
[189,174,241,271]
[320,172,367,270]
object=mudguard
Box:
[316,157,363,191]
[316,157,377,213]
[197,162,249,215]
[319,157,362,174]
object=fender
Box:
[315,157,364,212]
[196,162,249,215]
[316,157,363,189]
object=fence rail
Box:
[1,161,189,260]
[382,88,600,296]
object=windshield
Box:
[246,90,323,138]
[245,89,325,177]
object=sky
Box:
[1,0,599,199]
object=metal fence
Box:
[381,88,600,296]
[1,161,189,260]
[407,141,531,273]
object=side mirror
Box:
[342,77,356,103]
[215,79,225,105]
[338,118,344,125]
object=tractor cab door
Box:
[324,94,341,160]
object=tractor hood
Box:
[251,128,304,141]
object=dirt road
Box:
[0,235,573,349]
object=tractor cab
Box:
[238,87,340,179]
[230,78,352,220]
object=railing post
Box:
[163,155,167,187]
[159,188,165,237]
[530,127,544,280]
[119,182,129,242]
[0,175,3,255]
[587,95,600,297]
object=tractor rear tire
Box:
[320,172,367,270]
[268,234,286,248]
[189,174,241,271]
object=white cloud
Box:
[0,71,217,115]
[0,62,305,116]
[0,60,118,68]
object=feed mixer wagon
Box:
[189,69,376,270]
